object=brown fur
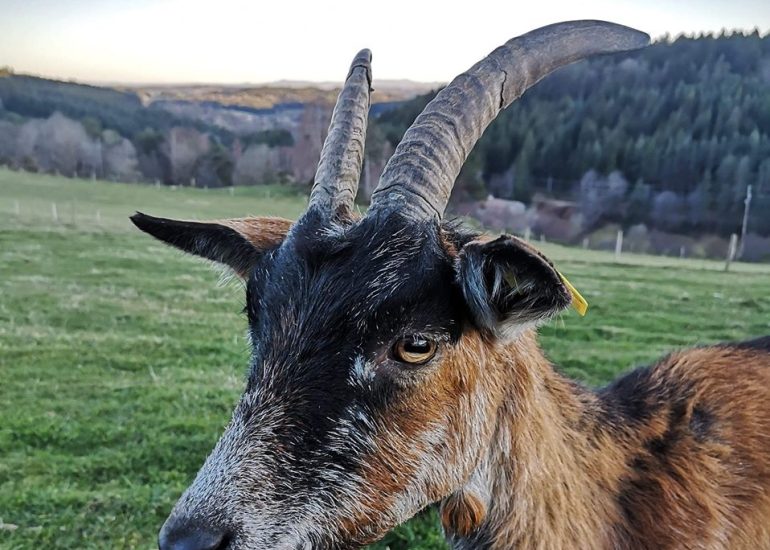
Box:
[219,216,292,250]
[338,336,498,544]
[441,491,488,537]
[437,332,770,549]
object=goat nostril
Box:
[158,522,229,550]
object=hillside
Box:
[374,31,770,237]
[0,71,415,189]
[0,73,225,140]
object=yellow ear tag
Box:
[557,271,589,316]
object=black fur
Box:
[130,212,264,274]
[448,529,495,550]
[731,335,770,353]
[689,406,714,443]
[599,365,662,425]
[457,235,572,336]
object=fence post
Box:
[51,202,58,222]
[615,230,624,260]
[582,237,589,249]
[14,200,20,216]
[725,233,738,272]
[738,184,752,259]
[523,226,531,241]
[96,210,101,224]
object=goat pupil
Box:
[405,338,429,353]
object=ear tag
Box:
[557,271,589,316]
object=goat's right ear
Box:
[456,235,573,340]
[130,212,292,278]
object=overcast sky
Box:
[1,0,769,85]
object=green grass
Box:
[1,168,769,549]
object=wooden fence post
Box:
[615,230,624,260]
[725,233,738,272]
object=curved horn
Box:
[308,48,373,217]
[368,21,649,220]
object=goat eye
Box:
[392,336,438,365]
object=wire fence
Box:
[5,194,769,276]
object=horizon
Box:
[4,28,769,89]
[1,0,770,85]
[0,68,446,89]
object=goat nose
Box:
[158,519,228,550]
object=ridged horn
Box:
[368,21,649,220]
[307,48,373,217]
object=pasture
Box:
[1,168,769,549]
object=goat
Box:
[131,21,770,550]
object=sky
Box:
[1,0,769,85]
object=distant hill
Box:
[127,79,440,110]
[0,72,227,141]
[131,84,342,110]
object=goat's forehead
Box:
[243,217,463,385]
[251,217,451,312]
[288,215,441,268]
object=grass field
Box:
[1,168,769,549]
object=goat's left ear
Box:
[130,212,292,278]
[456,235,572,339]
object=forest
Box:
[375,31,770,236]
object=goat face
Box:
[134,210,571,549]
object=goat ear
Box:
[457,235,572,339]
[130,212,292,278]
